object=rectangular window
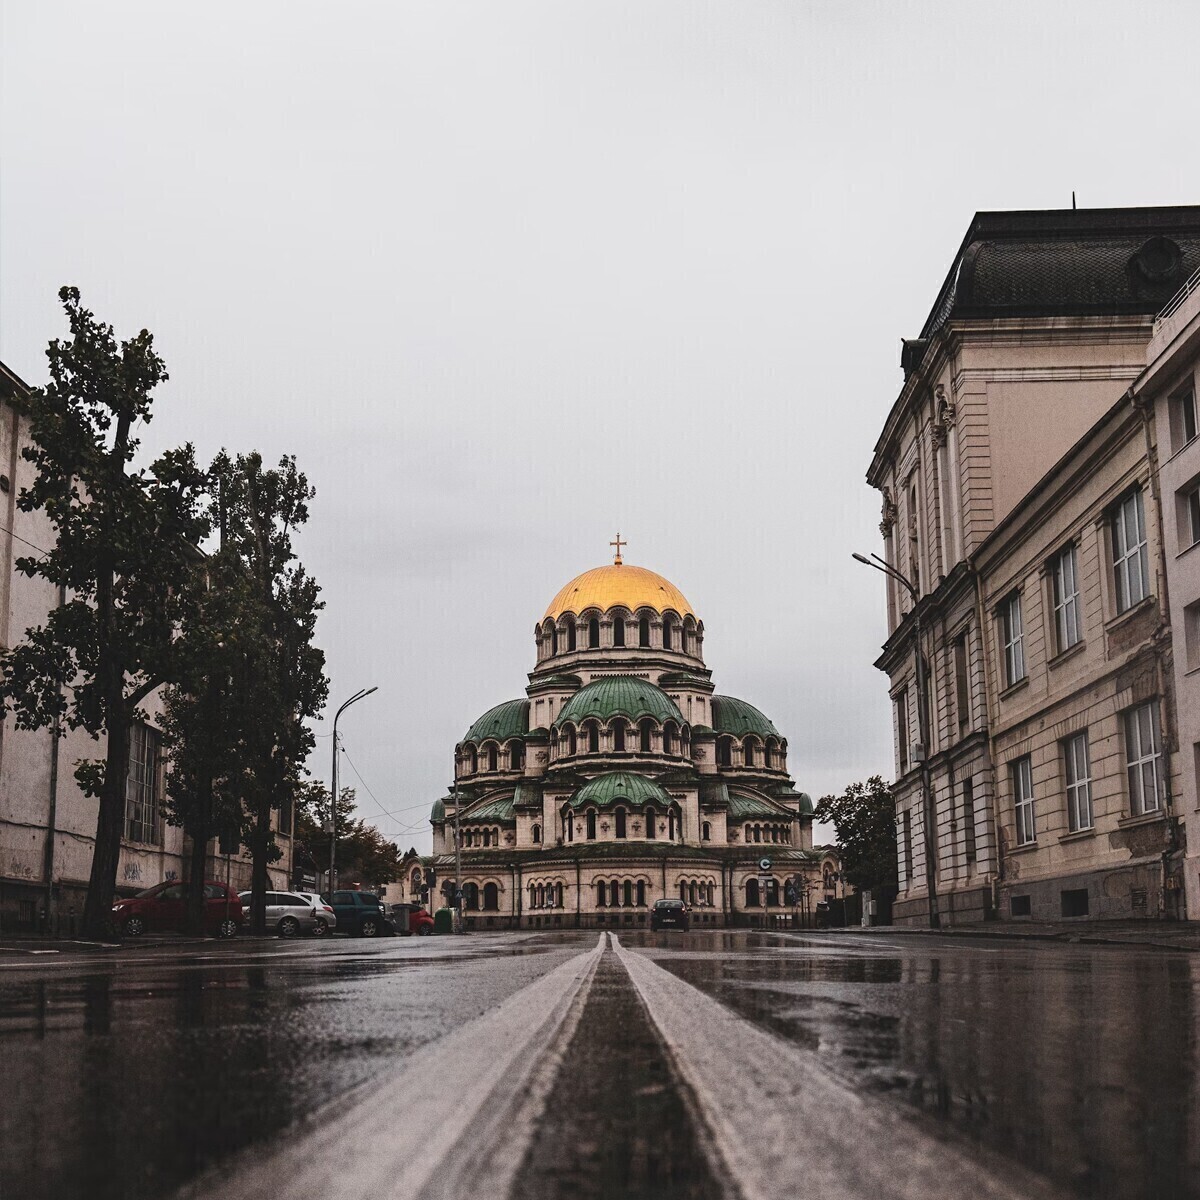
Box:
[1061,888,1090,918]
[1052,544,1082,652]
[1124,701,1163,816]
[1012,756,1035,846]
[1174,387,1198,450]
[895,688,909,773]
[1185,601,1200,673]
[1112,489,1150,614]
[1064,732,1093,832]
[1001,593,1025,687]
[1184,486,1200,549]
[953,633,970,734]
[125,722,162,844]
[962,776,976,864]
[1010,894,1032,917]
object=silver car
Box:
[238,890,334,938]
[293,891,338,937]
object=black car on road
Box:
[325,890,396,937]
[650,898,690,932]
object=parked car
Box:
[388,903,435,936]
[238,890,333,938]
[293,891,338,936]
[324,890,396,937]
[650,898,690,932]
[112,881,243,938]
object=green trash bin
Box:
[433,907,454,935]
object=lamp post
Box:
[853,552,940,929]
[329,686,378,895]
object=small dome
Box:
[464,698,530,743]
[431,799,446,821]
[545,563,694,620]
[557,677,685,727]
[568,771,674,810]
[711,696,780,740]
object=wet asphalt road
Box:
[2,929,1198,1200]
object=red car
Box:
[112,881,244,938]
[389,903,435,936]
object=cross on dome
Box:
[610,532,626,565]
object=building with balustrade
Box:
[406,549,840,928]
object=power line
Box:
[0,524,51,557]
[338,742,426,835]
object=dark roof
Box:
[464,699,529,745]
[568,771,674,811]
[557,677,684,727]
[910,207,1200,373]
[710,696,781,740]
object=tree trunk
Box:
[249,794,272,935]
[81,705,130,940]
[184,778,212,936]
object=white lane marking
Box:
[178,934,607,1200]
[613,936,1064,1200]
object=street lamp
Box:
[853,551,940,929]
[329,686,378,895]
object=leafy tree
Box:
[0,289,208,938]
[213,451,327,933]
[814,776,898,893]
[295,783,402,891]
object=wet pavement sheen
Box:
[622,929,1200,1200]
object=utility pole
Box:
[853,552,940,929]
[329,686,377,895]
[453,775,463,934]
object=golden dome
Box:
[544,563,695,621]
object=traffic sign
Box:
[758,857,772,871]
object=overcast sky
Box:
[4,2,1200,853]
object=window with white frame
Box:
[1063,732,1093,832]
[1180,484,1200,550]
[1173,386,1197,452]
[895,688,909,772]
[1052,544,1082,652]
[1000,593,1025,687]
[1124,701,1163,816]
[1012,756,1035,846]
[125,721,162,844]
[1111,489,1150,614]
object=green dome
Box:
[431,799,446,821]
[568,771,675,811]
[711,695,781,740]
[557,677,684,727]
[464,698,530,744]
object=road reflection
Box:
[625,930,1200,1199]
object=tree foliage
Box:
[295,782,402,890]
[0,288,209,937]
[814,776,897,893]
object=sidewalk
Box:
[845,919,1200,952]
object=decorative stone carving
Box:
[879,485,898,537]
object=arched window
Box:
[555,882,564,907]
[528,883,537,908]
[701,821,711,841]
[752,824,761,844]
[668,808,677,840]
[588,618,600,648]
[532,823,541,844]
[679,881,688,903]
[716,737,732,767]
[487,744,498,772]
[645,806,656,840]
[706,882,714,906]
[639,719,653,753]
[639,616,650,647]
[615,807,627,838]
[746,878,760,907]
[567,726,577,755]
[613,618,625,647]
[483,882,499,910]
[743,740,755,767]
[468,747,479,773]
[562,805,573,842]
[613,721,626,753]
[636,880,646,906]
[609,880,620,907]
[551,628,559,655]
[663,620,673,650]
[587,723,600,754]
[623,880,633,907]
[536,883,545,908]
[586,809,597,840]
[509,742,523,770]
[689,881,698,906]
[463,882,479,911]
[596,881,607,907]
[567,622,577,651]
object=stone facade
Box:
[0,362,292,933]
[867,208,1200,925]
[413,557,841,929]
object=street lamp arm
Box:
[852,551,918,602]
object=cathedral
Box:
[405,545,840,928]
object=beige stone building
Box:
[867,207,1200,925]
[0,361,293,933]
[1134,266,1200,918]
[411,551,839,929]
